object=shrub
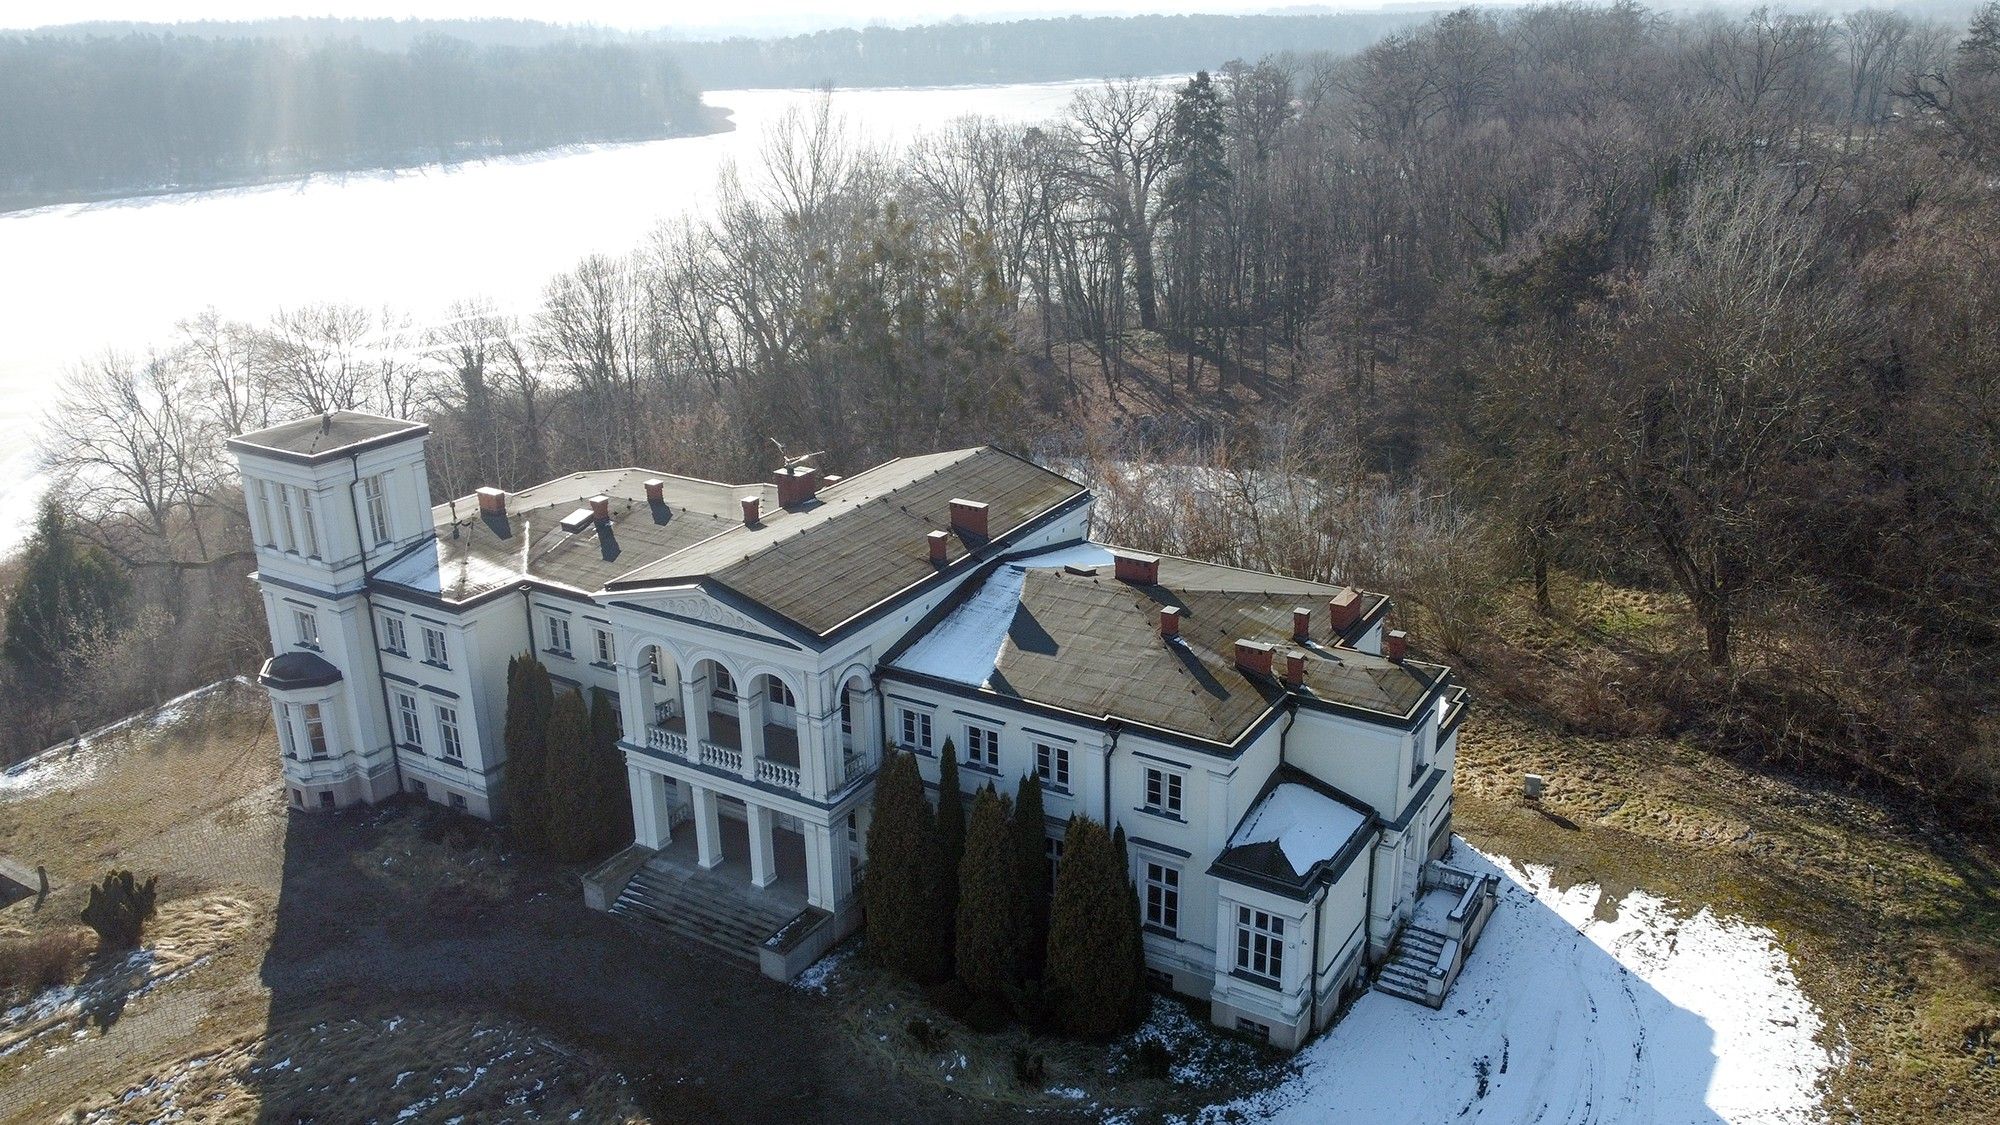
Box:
[1134,1036,1175,1080]
[79,870,158,951]
[863,752,951,983]
[1010,1047,1046,1087]
[904,1015,947,1053]
[0,929,91,996]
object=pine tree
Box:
[3,498,129,685]
[588,686,630,853]
[542,689,596,862]
[503,654,555,848]
[956,785,1030,1011]
[1044,816,1146,1038]
[863,751,951,983]
[1011,772,1051,976]
[1113,822,1147,1007]
[934,739,966,952]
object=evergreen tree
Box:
[542,689,596,862]
[1113,823,1147,1001]
[863,751,951,983]
[934,739,966,951]
[956,785,1030,1009]
[79,870,157,951]
[503,654,555,848]
[1044,816,1146,1038]
[3,498,128,684]
[1011,772,1051,976]
[588,686,631,853]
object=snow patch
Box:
[1208,845,1834,1124]
[892,543,1114,686]
[1226,782,1368,877]
[792,940,857,995]
[1,678,242,795]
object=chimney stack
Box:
[741,495,761,526]
[644,479,665,505]
[774,465,819,508]
[1385,629,1409,663]
[1284,649,1307,687]
[1113,551,1160,585]
[927,529,949,565]
[1160,606,1182,639]
[1234,640,1275,678]
[1329,587,1362,633]
[476,487,506,516]
[588,494,611,525]
[1293,606,1312,641]
[949,498,989,541]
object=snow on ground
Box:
[0,678,242,796]
[1210,845,1832,1125]
[1227,783,1369,877]
[892,543,1114,686]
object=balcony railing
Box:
[700,741,743,774]
[756,758,802,789]
[647,727,690,759]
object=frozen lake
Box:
[0,79,1117,552]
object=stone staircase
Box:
[609,861,798,969]
[1373,924,1449,1004]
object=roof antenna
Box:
[769,437,825,472]
[321,411,333,432]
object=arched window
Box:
[712,666,737,703]
[768,679,796,708]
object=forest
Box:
[0,32,709,210]
[7,3,2000,834]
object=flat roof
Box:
[227,411,428,465]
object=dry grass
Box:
[0,927,90,1001]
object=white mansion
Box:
[230,410,1489,1049]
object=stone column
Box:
[856,684,883,774]
[803,822,836,911]
[736,681,766,779]
[629,763,662,849]
[680,668,710,744]
[692,784,723,870]
[618,663,647,745]
[746,803,777,888]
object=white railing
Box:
[756,758,802,791]
[648,727,690,759]
[700,741,742,774]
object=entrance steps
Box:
[609,860,798,969]
[1373,924,1449,1004]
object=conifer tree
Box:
[863,751,951,983]
[934,739,966,951]
[3,499,128,685]
[1011,772,1051,975]
[588,686,630,852]
[1113,822,1147,1002]
[1044,816,1146,1037]
[504,655,556,847]
[956,785,1030,1008]
[542,689,596,861]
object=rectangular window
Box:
[380,614,406,655]
[276,485,297,552]
[964,724,1000,770]
[767,679,796,708]
[396,692,422,750]
[298,487,320,557]
[1235,1018,1271,1043]
[1035,742,1070,789]
[840,693,853,739]
[1044,835,1065,885]
[254,480,278,547]
[711,666,737,703]
[1145,862,1181,935]
[301,702,329,758]
[1143,767,1183,817]
[1412,720,1432,783]
[1235,907,1285,984]
[421,625,448,668]
[276,703,297,758]
[436,705,463,762]
[645,647,664,682]
[546,615,571,655]
[449,792,467,812]
[291,788,303,807]
[318,790,336,809]
[409,778,428,799]
[292,608,319,649]
[363,473,391,545]
[898,707,932,752]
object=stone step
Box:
[608,860,804,968]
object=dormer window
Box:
[363,473,391,545]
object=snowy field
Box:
[1211,846,1832,1124]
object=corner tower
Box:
[226,411,434,810]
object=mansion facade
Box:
[230,410,1483,1049]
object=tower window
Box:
[298,487,321,558]
[363,473,391,545]
[421,625,449,668]
[292,608,319,649]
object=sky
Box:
[0,2,1399,36]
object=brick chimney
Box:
[927,529,949,565]
[588,494,611,525]
[774,465,819,508]
[1329,587,1362,632]
[741,495,761,526]
[1292,606,1312,641]
[1113,551,1160,585]
[1234,640,1274,678]
[476,487,505,515]
[1284,649,1307,687]
[644,478,665,504]
[949,498,989,540]
[1160,606,1182,639]
[1385,629,1409,663]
